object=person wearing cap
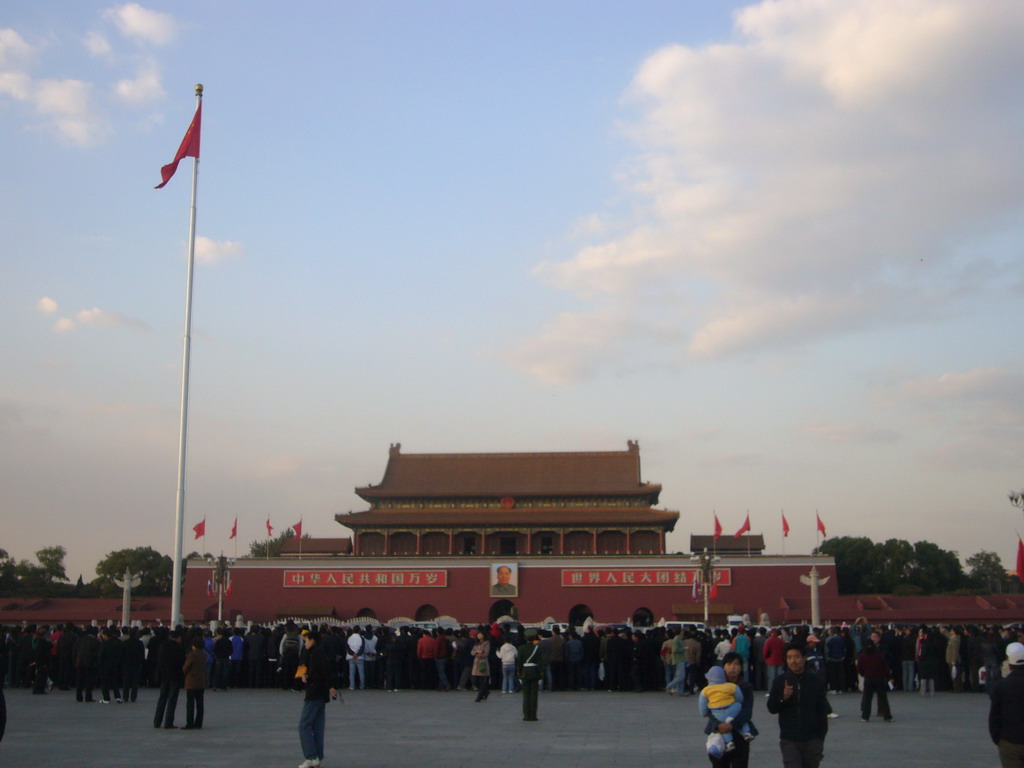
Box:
[517,628,546,721]
[989,641,1024,767]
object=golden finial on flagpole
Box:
[195,83,203,95]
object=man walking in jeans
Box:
[297,631,338,768]
[767,644,829,767]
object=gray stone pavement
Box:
[0,685,997,767]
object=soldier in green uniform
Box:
[517,628,546,722]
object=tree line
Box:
[0,529,307,598]
[818,536,1014,595]
[1,533,1011,598]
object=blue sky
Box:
[3,0,1024,585]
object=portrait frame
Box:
[490,562,519,598]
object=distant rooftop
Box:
[355,441,662,502]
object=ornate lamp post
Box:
[205,552,235,623]
[690,548,721,624]
[114,567,142,627]
[1009,490,1024,511]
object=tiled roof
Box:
[0,597,171,624]
[690,534,765,554]
[336,506,679,530]
[279,538,352,555]
[355,441,661,501]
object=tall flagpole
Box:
[170,83,204,627]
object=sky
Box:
[3,0,1024,584]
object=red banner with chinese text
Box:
[283,570,448,588]
[560,568,731,587]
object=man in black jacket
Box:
[990,641,1024,767]
[298,631,338,768]
[767,644,829,768]
[153,630,185,729]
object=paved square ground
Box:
[0,686,996,767]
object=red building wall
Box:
[182,555,838,626]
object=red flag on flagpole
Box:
[206,580,213,597]
[782,512,790,538]
[713,514,723,540]
[816,513,827,538]
[155,102,201,189]
[192,518,206,540]
[1017,536,1024,583]
[225,577,233,598]
[734,514,751,538]
[229,517,237,540]
[293,521,303,541]
[266,517,273,537]
[709,581,719,600]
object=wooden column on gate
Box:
[417,530,422,555]
[626,529,632,554]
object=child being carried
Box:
[698,666,753,756]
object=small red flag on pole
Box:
[155,102,202,189]
[816,512,827,538]
[709,581,719,600]
[266,517,273,537]
[229,516,237,540]
[782,512,790,538]
[713,514,723,540]
[293,520,303,540]
[734,514,751,538]
[192,518,206,540]
[1016,536,1024,583]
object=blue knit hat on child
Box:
[706,665,726,685]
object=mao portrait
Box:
[490,563,518,597]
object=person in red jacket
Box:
[416,630,437,690]
[763,629,786,692]
[856,639,892,722]
[434,630,451,690]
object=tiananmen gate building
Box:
[182,442,841,626]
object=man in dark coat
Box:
[73,627,99,702]
[98,628,122,703]
[990,641,1024,767]
[153,630,185,729]
[767,644,829,768]
[297,630,338,768]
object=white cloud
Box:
[75,307,150,331]
[37,297,59,315]
[84,31,112,57]
[104,3,178,46]
[195,236,244,265]
[0,29,34,101]
[0,71,31,100]
[510,0,1024,380]
[53,318,76,333]
[33,79,107,146]
[0,28,34,68]
[114,59,164,103]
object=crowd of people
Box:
[1,619,1020,700]
[3,619,1023,766]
